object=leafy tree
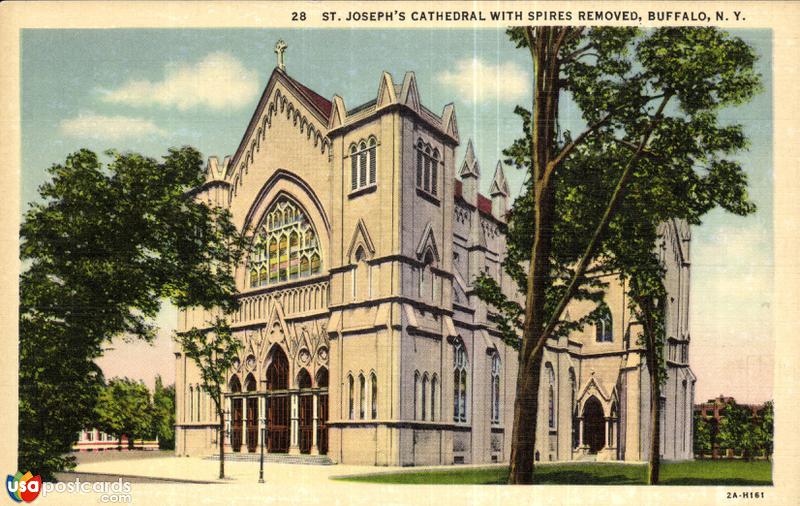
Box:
[152,375,176,450]
[176,317,241,479]
[19,147,245,479]
[474,27,760,484]
[756,401,774,460]
[94,378,154,449]
[693,414,712,459]
[718,401,758,460]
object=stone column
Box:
[311,392,320,455]
[289,391,300,454]
[578,417,584,447]
[604,417,611,449]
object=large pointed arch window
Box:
[595,306,613,342]
[249,198,322,287]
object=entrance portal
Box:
[583,396,606,454]
[266,347,289,453]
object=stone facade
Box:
[174,61,695,465]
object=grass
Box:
[335,460,773,486]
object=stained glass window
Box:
[248,198,322,287]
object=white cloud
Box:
[437,58,528,104]
[100,52,260,111]
[59,112,167,140]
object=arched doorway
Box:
[229,375,243,453]
[266,347,289,452]
[583,396,606,454]
[297,369,313,454]
[245,373,258,453]
[316,367,329,455]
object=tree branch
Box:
[539,93,673,342]
[611,138,662,160]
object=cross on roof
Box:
[275,39,287,71]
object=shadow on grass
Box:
[535,470,642,485]
[659,477,772,486]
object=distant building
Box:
[72,429,158,452]
[694,395,768,458]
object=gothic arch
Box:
[346,218,376,264]
[415,222,440,263]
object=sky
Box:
[20,28,773,403]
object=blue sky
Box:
[20,28,773,403]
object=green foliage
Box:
[152,376,176,450]
[94,377,154,449]
[176,317,241,415]
[718,402,760,460]
[694,414,713,458]
[176,317,240,479]
[757,401,774,458]
[19,147,245,479]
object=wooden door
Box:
[267,394,289,452]
[246,397,258,453]
[299,394,313,454]
[231,398,243,453]
[317,393,328,455]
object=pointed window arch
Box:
[350,137,378,192]
[421,373,429,421]
[249,198,322,288]
[415,138,440,197]
[414,371,420,420]
[370,372,378,419]
[546,363,556,430]
[347,374,354,420]
[430,374,438,422]
[358,373,366,419]
[490,353,501,424]
[453,338,468,422]
[596,306,613,342]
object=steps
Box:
[205,453,334,465]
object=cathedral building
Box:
[174,45,695,466]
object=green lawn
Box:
[335,460,772,486]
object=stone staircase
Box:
[574,453,597,462]
[205,453,334,465]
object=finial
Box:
[275,39,287,71]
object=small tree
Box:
[176,317,241,480]
[95,378,154,449]
[693,414,712,459]
[756,401,774,460]
[718,402,758,460]
[152,376,176,449]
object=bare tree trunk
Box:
[217,399,225,479]
[647,367,661,484]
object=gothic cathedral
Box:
[174,44,695,466]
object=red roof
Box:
[454,179,494,216]
[285,73,332,119]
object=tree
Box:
[693,413,712,459]
[176,317,240,480]
[95,378,154,449]
[474,27,760,484]
[756,401,774,460]
[151,376,176,450]
[20,147,245,479]
[718,401,759,460]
